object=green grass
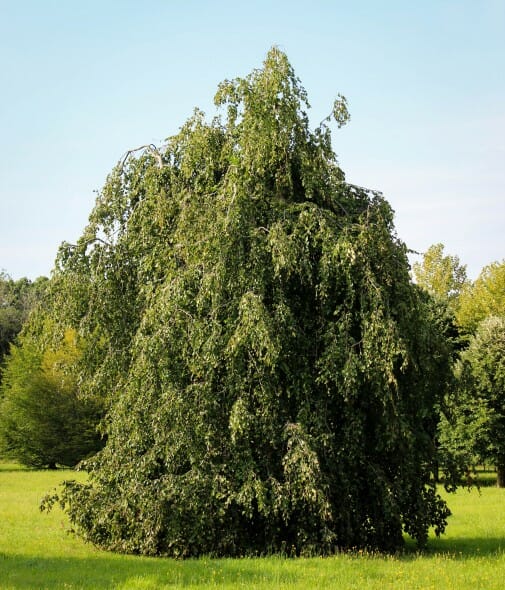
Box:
[1,463,505,589]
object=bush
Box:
[0,330,104,468]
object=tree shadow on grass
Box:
[430,536,505,558]
[0,463,33,473]
[404,535,505,559]
[0,462,75,473]
[0,553,297,590]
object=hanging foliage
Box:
[43,48,454,556]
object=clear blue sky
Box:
[1,0,503,280]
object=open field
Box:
[1,463,505,589]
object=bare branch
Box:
[120,144,164,170]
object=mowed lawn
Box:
[1,463,505,589]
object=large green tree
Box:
[45,48,455,556]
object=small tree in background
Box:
[440,316,505,487]
[457,260,505,334]
[412,243,468,310]
[411,245,469,482]
[0,329,104,468]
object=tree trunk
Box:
[433,461,440,484]
[496,461,505,488]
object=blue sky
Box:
[1,0,503,280]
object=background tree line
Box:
[413,245,505,487]
[0,272,48,369]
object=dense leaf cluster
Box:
[47,49,453,555]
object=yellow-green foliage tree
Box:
[412,243,468,310]
[0,328,103,468]
[457,260,505,334]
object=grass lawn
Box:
[1,463,504,589]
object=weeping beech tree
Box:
[45,48,454,556]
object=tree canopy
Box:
[40,48,455,556]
